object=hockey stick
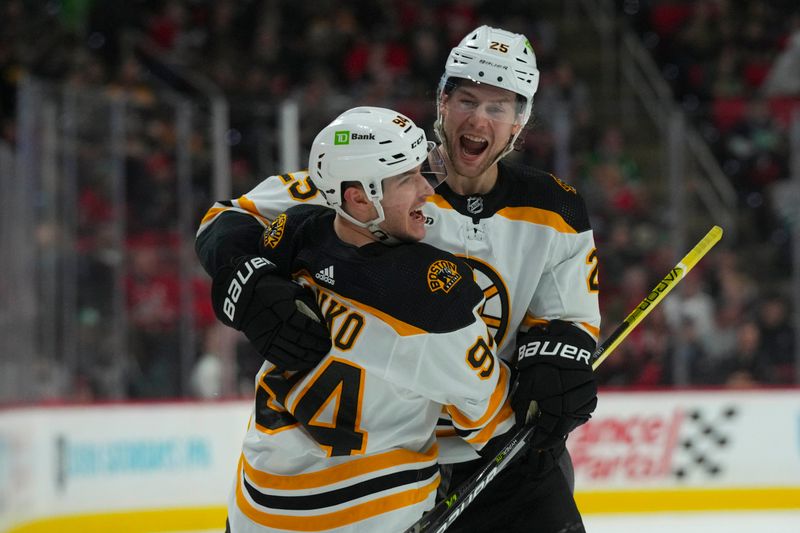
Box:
[405,225,723,533]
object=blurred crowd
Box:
[0,0,797,401]
[624,0,799,268]
[605,0,799,388]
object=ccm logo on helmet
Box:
[517,340,591,365]
[223,257,274,322]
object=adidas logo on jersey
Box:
[315,265,335,285]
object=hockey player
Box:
[197,26,600,532]
[216,107,516,532]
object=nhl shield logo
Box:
[466,196,484,214]
[427,260,462,293]
[263,213,287,249]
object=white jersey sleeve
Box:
[382,299,514,449]
[524,227,600,339]
[197,170,326,235]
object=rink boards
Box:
[569,389,800,513]
[1,389,798,532]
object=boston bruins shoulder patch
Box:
[427,259,462,293]
[263,213,287,249]
[550,173,576,194]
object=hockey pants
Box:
[443,446,584,533]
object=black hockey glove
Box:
[211,255,331,371]
[512,320,598,450]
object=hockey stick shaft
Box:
[591,224,723,369]
[406,225,723,533]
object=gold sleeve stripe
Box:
[581,322,601,339]
[235,195,270,223]
[199,203,270,227]
[242,443,438,490]
[236,459,439,531]
[446,363,510,430]
[521,315,600,340]
[465,400,514,445]
[496,206,576,233]
[427,194,454,210]
[296,273,427,337]
[199,206,226,225]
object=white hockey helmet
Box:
[309,106,445,237]
[435,26,540,155]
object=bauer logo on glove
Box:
[517,338,592,365]
[221,256,276,323]
[211,254,331,371]
[512,320,598,450]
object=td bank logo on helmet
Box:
[334,130,376,145]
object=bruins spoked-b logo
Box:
[263,213,287,249]
[460,256,511,347]
[427,260,462,293]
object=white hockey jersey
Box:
[224,206,515,532]
[199,160,601,460]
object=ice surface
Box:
[583,510,800,533]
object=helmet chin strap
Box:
[494,128,523,163]
[366,222,401,245]
[336,202,402,246]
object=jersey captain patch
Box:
[427,259,462,294]
[263,213,287,249]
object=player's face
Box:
[439,81,522,179]
[378,165,435,242]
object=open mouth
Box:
[410,206,425,222]
[460,134,489,157]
